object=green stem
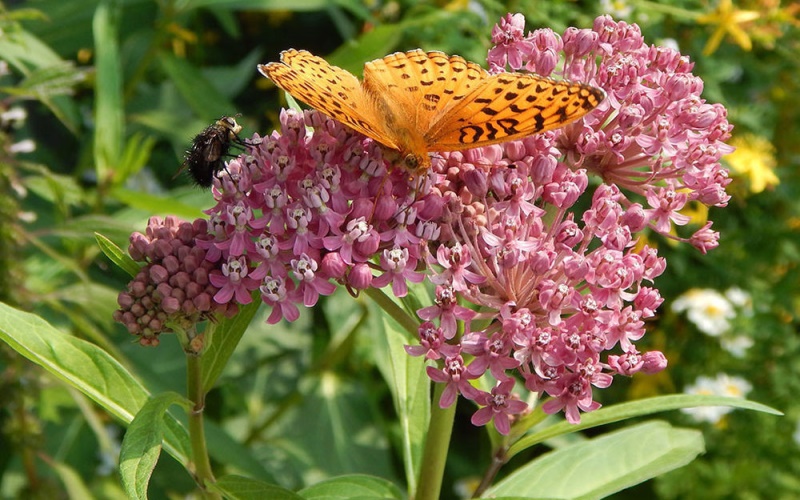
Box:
[415,382,456,500]
[363,286,419,336]
[186,353,219,498]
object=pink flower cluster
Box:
[116,14,733,430]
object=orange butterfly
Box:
[259,49,604,172]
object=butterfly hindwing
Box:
[428,73,605,149]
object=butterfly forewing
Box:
[427,73,606,150]
[259,50,396,149]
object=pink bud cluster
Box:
[114,216,238,346]
[115,15,733,430]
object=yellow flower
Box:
[725,134,779,193]
[697,0,761,55]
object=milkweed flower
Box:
[115,14,733,430]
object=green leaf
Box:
[111,187,206,220]
[203,48,264,100]
[0,25,64,73]
[364,294,428,491]
[283,373,395,478]
[328,24,403,71]
[177,0,331,10]
[209,475,302,500]
[0,303,191,464]
[299,474,404,499]
[0,29,82,132]
[61,213,144,245]
[93,0,124,183]
[96,232,140,277]
[488,421,704,499]
[1,61,88,99]
[201,298,262,392]
[203,419,276,481]
[120,392,191,500]
[509,394,782,459]
[24,170,85,208]
[50,459,94,499]
[158,53,238,120]
[115,132,158,183]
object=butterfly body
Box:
[259,49,604,172]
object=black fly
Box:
[179,116,247,187]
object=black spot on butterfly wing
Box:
[180,116,247,188]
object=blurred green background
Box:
[1,0,799,498]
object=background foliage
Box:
[0,0,798,498]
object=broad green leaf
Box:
[489,421,704,499]
[299,474,404,499]
[201,298,262,392]
[0,303,191,464]
[93,0,124,183]
[363,290,428,492]
[120,392,191,500]
[509,394,781,459]
[281,373,394,478]
[96,232,141,277]
[210,475,301,500]
[203,419,277,481]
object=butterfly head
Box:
[402,152,430,173]
[380,147,430,175]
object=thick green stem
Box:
[415,382,456,500]
[186,353,219,498]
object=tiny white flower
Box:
[725,287,753,315]
[681,373,751,424]
[659,38,680,52]
[716,373,752,398]
[600,0,633,18]
[672,288,735,336]
[9,139,35,154]
[724,287,749,306]
[720,335,753,358]
[1,106,27,125]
